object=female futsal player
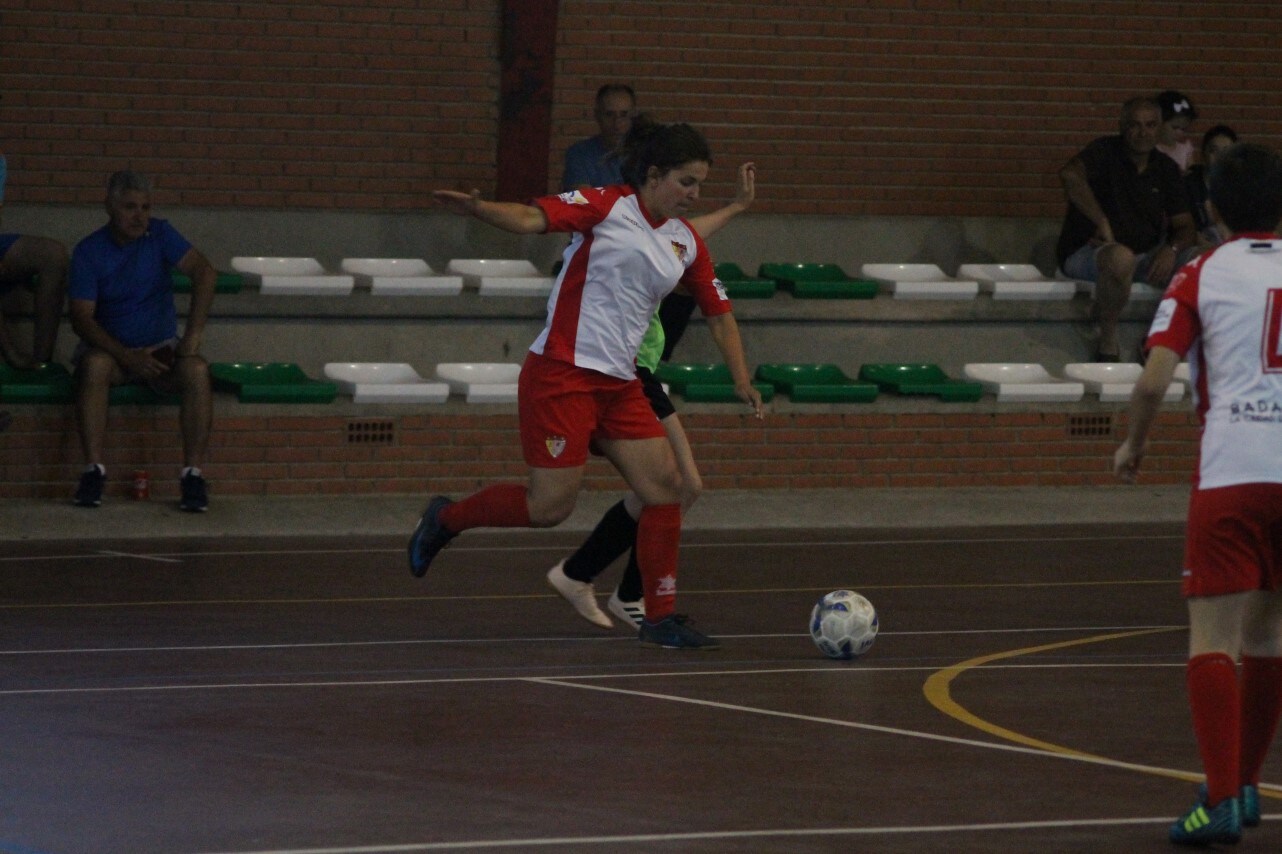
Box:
[1114,142,1282,845]
[410,118,763,649]
[545,161,756,631]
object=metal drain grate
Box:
[346,419,395,444]
[1066,414,1114,438]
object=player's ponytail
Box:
[618,116,712,190]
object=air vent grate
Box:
[347,419,395,444]
[1066,414,1114,438]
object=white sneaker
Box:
[546,561,612,629]
[607,589,644,629]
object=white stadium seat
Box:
[340,258,463,296]
[446,259,554,297]
[860,263,979,300]
[962,363,1085,402]
[231,256,354,295]
[322,363,449,404]
[957,264,1076,301]
[434,362,522,403]
[1062,362,1184,403]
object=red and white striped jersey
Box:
[530,185,731,381]
[1147,233,1282,488]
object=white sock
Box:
[182,466,202,479]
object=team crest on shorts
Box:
[545,435,567,458]
[670,241,688,263]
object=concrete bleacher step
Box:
[861,264,980,300]
[340,259,463,296]
[322,363,449,404]
[446,259,554,297]
[962,363,1085,402]
[231,257,355,296]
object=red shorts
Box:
[518,351,665,468]
[1182,482,1282,597]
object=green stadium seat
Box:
[210,362,338,403]
[0,362,74,403]
[857,363,984,402]
[713,263,777,299]
[0,363,180,405]
[171,270,244,294]
[754,363,878,403]
[652,362,774,402]
[757,263,879,299]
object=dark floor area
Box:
[1,523,1278,853]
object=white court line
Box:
[0,624,1184,656]
[0,578,1179,612]
[532,676,1209,783]
[190,815,1266,854]
[97,549,184,564]
[0,532,1183,563]
[0,659,1189,698]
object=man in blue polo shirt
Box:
[68,170,217,511]
[561,84,634,191]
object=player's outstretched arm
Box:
[433,189,548,235]
[687,162,754,239]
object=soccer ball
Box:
[810,590,878,660]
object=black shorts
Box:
[636,365,676,420]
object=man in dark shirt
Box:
[1056,96,1198,361]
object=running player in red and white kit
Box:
[411,118,764,649]
[1114,142,1282,845]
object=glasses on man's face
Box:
[598,110,634,120]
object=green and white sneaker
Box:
[1170,794,1241,846]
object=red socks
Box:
[1239,655,1282,788]
[636,503,681,623]
[439,484,531,532]
[1187,652,1240,805]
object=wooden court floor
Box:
[1,522,1279,853]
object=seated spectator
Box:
[1156,90,1198,172]
[561,84,635,191]
[68,170,216,511]
[0,151,68,370]
[1186,124,1239,247]
[1056,96,1199,361]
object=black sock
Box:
[616,548,643,602]
[563,500,637,583]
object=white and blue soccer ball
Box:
[810,590,878,660]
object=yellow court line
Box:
[922,628,1282,800]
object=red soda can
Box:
[131,469,150,500]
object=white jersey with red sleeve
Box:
[528,185,731,381]
[1145,234,1282,488]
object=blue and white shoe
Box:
[407,496,456,578]
[638,614,720,650]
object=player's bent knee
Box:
[528,501,573,528]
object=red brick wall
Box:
[3,1,1279,217]
[0,408,1199,500]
